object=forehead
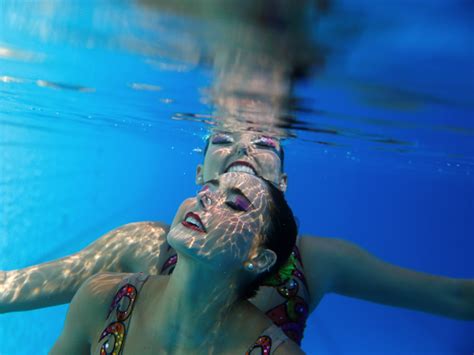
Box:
[211,130,281,144]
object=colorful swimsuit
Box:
[97,273,290,354]
[97,273,149,355]
[160,242,310,345]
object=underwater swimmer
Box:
[51,172,303,354]
[1,131,474,344]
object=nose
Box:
[235,142,252,156]
[198,190,213,210]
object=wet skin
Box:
[1,130,473,330]
[168,172,274,271]
[51,173,303,355]
[196,131,288,191]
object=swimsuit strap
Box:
[97,272,149,355]
[246,324,289,355]
[262,244,310,345]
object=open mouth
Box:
[225,161,257,176]
[182,212,206,233]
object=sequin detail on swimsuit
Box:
[262,246,309,345]
[246,324,288,354]
[106,284,137,321]
[161,254,178,275]
[246,335,272,355]
[97,273,148,355]
[99,322,125,355]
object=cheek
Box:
[174,198,194,222]
[198,214,256,263]
[256,151,280,171]
[204,148,230,174]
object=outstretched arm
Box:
[0,221,168,313]
[299,236,474,320]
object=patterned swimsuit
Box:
[161,242,310,345]
[97,273,289,354]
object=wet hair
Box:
[242,179,297,299]
[203,134,285,170]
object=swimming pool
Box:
[1,0,473,353]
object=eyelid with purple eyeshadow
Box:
[211,133,233,144]
[254,136,278,148]
[231,195,252,212]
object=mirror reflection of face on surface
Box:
[168,172,274,272]
[196,131,288,192]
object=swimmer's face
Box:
[196,131,287,192]
[168,172,272,271]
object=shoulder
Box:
[299,235,362,268]
[274,340,305,354]
[224,302,305,354]
[51,273,129,354]
[73,273,129,332]
[297,235,359,308]
[299,234,351,251]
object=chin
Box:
[167,227,203,259]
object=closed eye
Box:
[225,195,252,212]
[211,133,234,145]
[253,136,280,155]
[226,201,247,212]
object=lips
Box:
[225,161,257,176]
[182,212,206,233]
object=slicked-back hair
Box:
[242,178,297,299]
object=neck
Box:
[150,253,245,350]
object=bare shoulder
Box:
[299,235,359,268]
[74,273,129,330]
[299,234,351,252]
[51,273,130,354]
[274,340,305,354]
[81,272,130,301]
[298,235,357,309]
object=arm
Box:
[299,236,474,320]
[1,221,168,313]
[50,272,126,354]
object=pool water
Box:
[1,1,473,353]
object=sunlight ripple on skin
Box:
[0,222,167,312]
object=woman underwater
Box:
[2,130,474,347]
[51,172,303,354]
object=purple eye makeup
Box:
[226,195,252,212]
[211,133,233,144]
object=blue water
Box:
[1,1,473,354]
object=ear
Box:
[251,248,277,274]
[278,173,288,192]
[196,164,204,185]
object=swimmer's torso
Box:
[92,273,291,354]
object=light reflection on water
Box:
[0,0,473,353]
[0,0,472,173]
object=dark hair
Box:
[242,179,297,299]
[203,134,285,170]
